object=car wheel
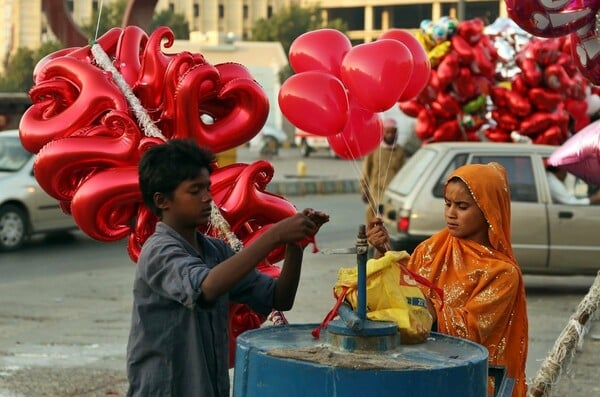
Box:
[0,204,28,251]
[260,136,279,157]
[300,140,311,157]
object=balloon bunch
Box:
[278,28,430,159]
[484,17,532,81]
[486,37,590,144]
[505,0,600,85]
[399,18,499,142]
[18,26,321,360]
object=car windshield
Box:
[0,136,32,171]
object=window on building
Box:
[66,0,74,13]
[92,0,98,12]
[194,4,199,17]
[243,5,248,19]
[391,5,431,29]
[328,7,363,31]
[267,5,273,18]
[441,1,498,25]
[169,2,175,13]
[219,4,224,18]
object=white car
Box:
[248,125,288,156]
[0,130,77,251]
[294,129,336,158]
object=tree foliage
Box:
[0,2,190,92]
[149,10,189,39]
[0,41,62,92]
[80,0,189,39]
[251,3,347,81]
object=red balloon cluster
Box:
[279,28,430,159]
[486,37,590,144]
[18,26,322,358]
[399,18,499,142]
[505,0,600,84]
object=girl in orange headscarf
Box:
[368,162,528,397]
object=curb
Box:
[266,179,360,196]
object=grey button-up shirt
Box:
[126,222,275,397]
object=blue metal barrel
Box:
[233,324,489,397]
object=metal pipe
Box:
[356,224,368,319]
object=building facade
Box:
[0,0,507,73]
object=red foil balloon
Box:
[378,29,432,101]
[505,0,599,38]
[289,29,352,78]
[278,71,349,137]
[328,100,383,159]
[340,39,414,112]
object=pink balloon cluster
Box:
[487,37,591,144]
[399,18,499,142]
[505,0,600,84]
[278,28,430,159]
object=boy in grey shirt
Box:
[127,139,329,396]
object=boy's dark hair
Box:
[139,139,216,217]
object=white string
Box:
[94,0,105,42]
[90,44,167,141]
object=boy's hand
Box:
[302,208,330,233]
[272,209,329,245]
[366,217,389,254]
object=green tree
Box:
[0,41,62,92]
[149,10,190,39]
[251,2,347,81]
[79,0,128,40]
[80,0,189,40]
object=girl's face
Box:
[444,179,490,247]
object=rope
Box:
[90,43,167,141]
[528,271,600,397]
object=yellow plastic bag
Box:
[334,251,434,344]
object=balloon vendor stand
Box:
[232,225,513,397]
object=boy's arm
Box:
[272,243,303,311]
[200,211,319,303]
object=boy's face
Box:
[156,168,213,229]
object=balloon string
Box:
[90,43,167,141]
[94,0,105,42]
[340,134,380,218]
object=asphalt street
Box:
[0,148,598,396]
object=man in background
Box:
[546,165,600,205]
[360,117,406,226]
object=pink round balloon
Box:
[547,118,600,185]
[379,29,431,101]
[278,71,349,136]
[505,0,600,38]
[289,29,352,78]
[327,101,383,159]
[341,39,414,113]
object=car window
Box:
[387,147,437,196]
[471,155,537,202]
[432,153,469,197]
[0,136,31,171]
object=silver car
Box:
[0,130,77,251]
[381,141,600,275]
